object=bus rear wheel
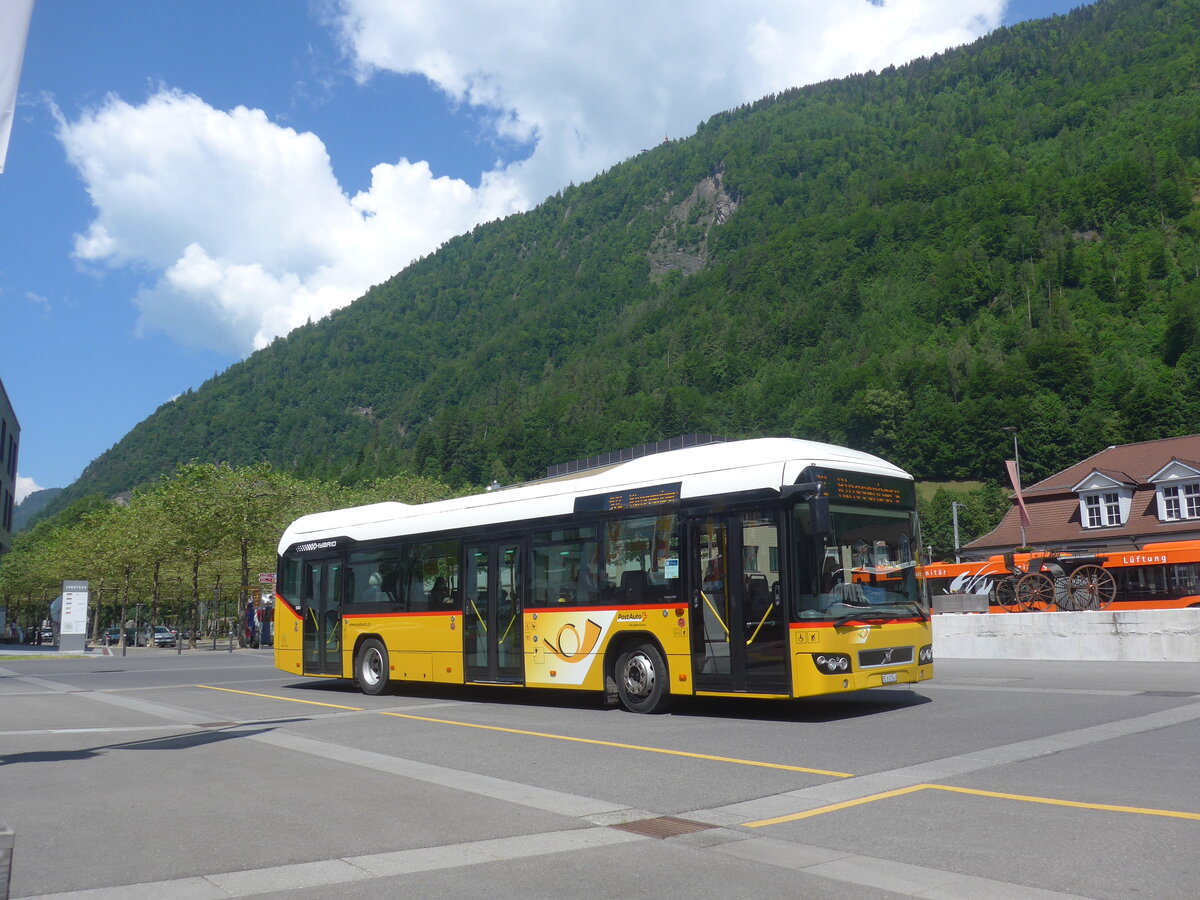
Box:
[355,638,389,696]
[615,642,672,714]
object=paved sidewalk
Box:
[0,643,96,658]
[0,641,258,659]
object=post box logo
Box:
[544,618,603,662]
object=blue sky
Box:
[1,0,1090,500]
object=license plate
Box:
[881,673,898,684]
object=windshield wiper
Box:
[899,599,929,621]
[831,600,927,627]
[832,612,890,627]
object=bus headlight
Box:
[919,645,933,664]
[813,654,851,674]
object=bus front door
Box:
[301,557,343,676]
[689,512,788,694]
[464,539,524,684]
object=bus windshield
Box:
[793,504,926,621]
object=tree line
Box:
[0,463,454,643]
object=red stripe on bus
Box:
[275,600,301,622]
[523,603,688,614]
[788,618,925,629]
[342,610,455,619]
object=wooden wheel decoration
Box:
[1016,572,1056,611]
[1066,564,1117,610]
[993,577,1022,613]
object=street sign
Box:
[61,580,90,652]
[61,581,89,635]
[257,573,276,584]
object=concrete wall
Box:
[933,609,1200,662]
[1,822,12,900]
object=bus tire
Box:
[615,642,672,714]
[355,638,389,696]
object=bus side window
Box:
[347,548,403,610]
[400,571,424,612]
[399,539,461,612]
[602,514,679,605]
[533,526,599,607]
[278,555,304,611]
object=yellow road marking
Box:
[195,686,1200,823]
[197,685,365,711]
[378,711,852,777]
[193,685,844,774]
[744,786,927,826]
[928,784,1200,821]
[744,783,1200,827]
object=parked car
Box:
[101,627,137,646]
[139,625,177,647]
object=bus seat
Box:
[620,571,646,603]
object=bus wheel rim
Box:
[362,648,383,685]
[623,652,655,699]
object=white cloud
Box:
[335,0,1006,200]
[15,474,42,504]
[58,89,524,352]
[57,1,1004,355]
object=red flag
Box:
[1006,460,1031,528]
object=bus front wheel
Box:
[356,638,389,696]
[615,642,672,714]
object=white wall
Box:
[933,609,1200,662]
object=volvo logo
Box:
[858,646,913,668]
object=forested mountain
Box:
[58,0,1200,509]
[12,488,62,533]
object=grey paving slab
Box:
[4,653,1200,899]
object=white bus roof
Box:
[278,437,911,553]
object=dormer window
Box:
[1160,483,1200,521]
[1149,460,1200,522]
[1084,492,1122,527]
[1073,470,1133,529]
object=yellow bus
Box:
[274,437,932,712]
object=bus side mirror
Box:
[810,496,831,538]
[781,482,831,538]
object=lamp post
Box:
[1001,426,1026,548]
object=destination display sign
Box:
[807,468,915,508]
[575,482,682,514]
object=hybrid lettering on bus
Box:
[273,437,932,712]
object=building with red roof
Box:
[965,434,1200,557]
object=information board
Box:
[59,580,90,653]
[574,482,682,514]
[807,469,915,508]
[60,580,89,635]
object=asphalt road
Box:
[2,647,1199,899]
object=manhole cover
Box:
[609,817,714,839]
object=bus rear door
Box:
[301,557,343,676]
